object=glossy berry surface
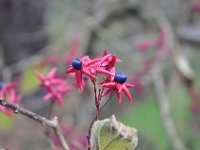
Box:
[114,73,127,84]
[72,58,82,70]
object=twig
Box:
[45,101,57,150]
[0,98,70,150]
[47,101,55,119]
[152,70,188,150]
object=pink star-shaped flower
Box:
[66,55,113,91]
[36,67,73,105]
[100,50,121,68]
[66,51,123,92]
[66,57,98,91]
[0,82,21,115]
[87,53,115,76]
[97,51,120,83]
[100,72,134,104]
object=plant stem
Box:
[47,100,55,119]
[92,80,99,120]
[87,89,116,150]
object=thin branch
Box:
[45,100,57,150]
[0,98,70,150]
[47,101,55,119]
[152,70,188,150]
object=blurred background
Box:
[0,0,200,149]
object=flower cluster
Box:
[66,50,134,104]
[66,51,113,91]
[36,67,73,105]
[0,82,21,115]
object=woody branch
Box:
[0,98,69,150]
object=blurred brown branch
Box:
[174,52,200,113]
[152,70,188,150]
[151,6,188,150]
[83,1,141,56]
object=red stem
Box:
[92,80,99,120]
[87,89,116,150]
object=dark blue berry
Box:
[114,72,127,84]
[0,82,4,90]
[72,58,82,70]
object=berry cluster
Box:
[66,50,134,104]
[0,50,134,117]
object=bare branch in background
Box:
[83,1,141,56]
[152,70,188,150]
[151,6,188,150]
[174,52,200,112]
[0,98,69,150]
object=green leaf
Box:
[21,65,49,94]
[91,115,138,150]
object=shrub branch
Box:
[0,98,69,150]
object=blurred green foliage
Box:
[0,113,14,130]
[121,87,200,150]
[169,88,200,150]
[21,65,49,94]
[121,97,170,150]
